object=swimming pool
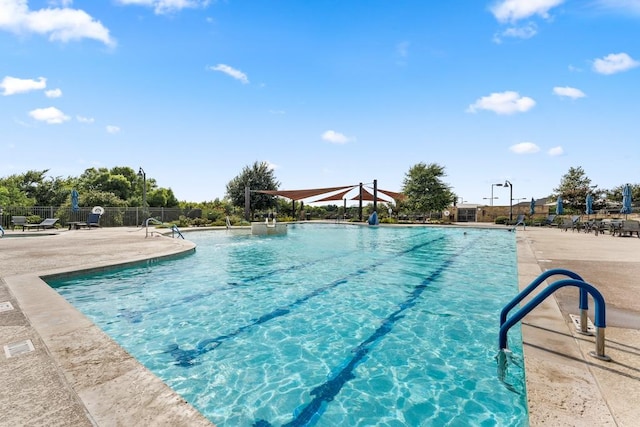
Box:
[48,224,528,426]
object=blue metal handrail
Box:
[171,224,184,239]
[499,278,610,361]
[500,268,590,334]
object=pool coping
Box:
[2,224,638,425]
[1,228,215,426]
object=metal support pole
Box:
[358,182,363,222]
[504,180,513,222]
[373,179,378,213]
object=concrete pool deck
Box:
[0,224,639,425]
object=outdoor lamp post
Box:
[491,183,503,206]
[138,167,147,216]
[504,180,513,222]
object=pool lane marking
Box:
[115,248,359,324]
[167,234,446,367]
[118,229,433,323]
[255,237,480,427]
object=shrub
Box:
[27,215,42,224]
[495,216,509,225]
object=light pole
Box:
[504,180,513,222]
[138,167,147,219]
[491,183,503,206]
[483,197,498,204]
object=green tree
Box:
[0,174,35,206]
[0,170,74,206]
[226,161,280,216]
[81,190,128,208]
[147,188,179,207]
[604,183,640,211]
[553,166,594,213]
[401,162,454,217]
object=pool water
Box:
[48,224,528,426]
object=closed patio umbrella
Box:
[586,194,594,218]
[71,189,80,213]
[529,198,535,216]
[621,183,632,218]
[556,196,564,215]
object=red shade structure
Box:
[257,185,356,201]
[252,182,404,221]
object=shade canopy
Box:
[256,184,404,204]
[257,185,356,201]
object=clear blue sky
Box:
[1,0,639,205]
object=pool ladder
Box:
[499,268,610,361]
[143,217,184,239]
[170,224,184,239]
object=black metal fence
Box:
[0,206,198,229]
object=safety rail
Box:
[144,217,184,239]
[500,268,591,335]
[171,224,184,239]
[499,272,610,361]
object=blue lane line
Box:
[117,250,354,324]
[255,237,478,427]
[167,234,444,367]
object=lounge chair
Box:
[80,213,101,229]
[11,215,27,230]
[534,214,556,227]
[22,218,59,231]
[610,219,623,234]
[513,214,526,230]
[618,220,640,238]
[559,216,580,232]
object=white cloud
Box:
[321,130,353,144]
[0,0,115,46]
[493,22,538,43]
[209,64,249,84]
[116,0,211,15]
[548,146,564,156]
[265,161,278,170]
[268,110,286,115]
[491,0,565,23]
[553,86,586,99]
[45,88,62,98]
[28,106,70,124]
[466,91,536,115]
[510,142,540,154]
[592,0,640,15]
[106,125,121,134]
[76,115,94,123]
[593,52,640,75]
[1,76,46,95]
